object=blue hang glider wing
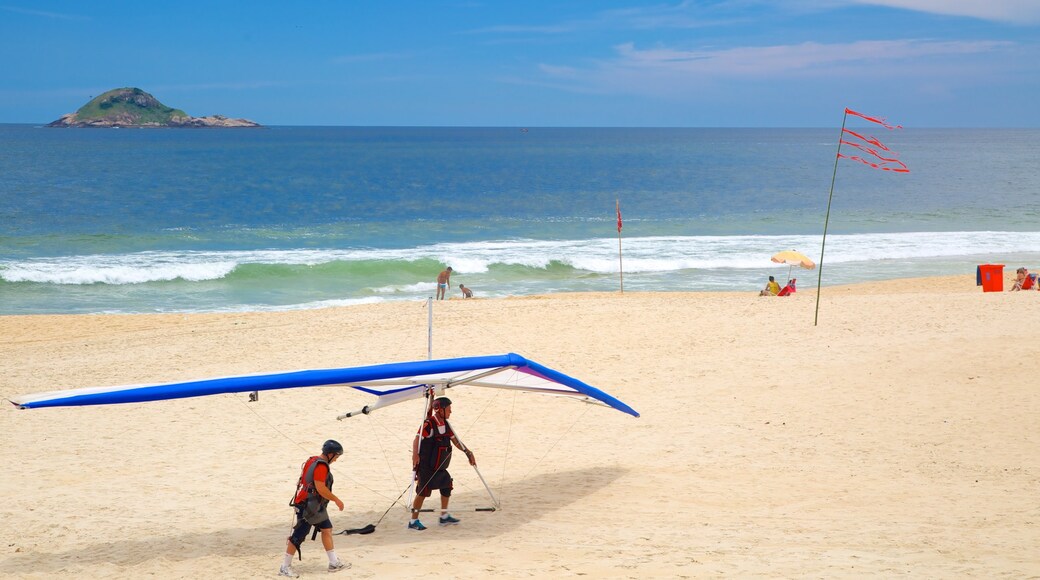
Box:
[10,353,639,418]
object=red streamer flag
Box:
[845,108,902,130]
[839,108,909,173]
[616,200,623,232]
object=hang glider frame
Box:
[337,363,518,419]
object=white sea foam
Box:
[3,231,1039,286]
[431,231,1040,273]
[162,296,388,314]
[372,282,439,294]
[1,258,238,285]
[250,296,386,312]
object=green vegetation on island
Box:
[48,87,261,128]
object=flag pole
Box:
[815,108,849,327]
[616,199,624,293]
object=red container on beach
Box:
[977,264,1004,292]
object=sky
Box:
[1,1,1038,127]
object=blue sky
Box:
[1,1,1038,126]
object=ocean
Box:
[1,124,1038,314]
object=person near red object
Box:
[777,278,797,297]
[759,275,781,296]
[1011,267,1036,291]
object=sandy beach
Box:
[2,274,1038,578]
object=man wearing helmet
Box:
[279,440,350,577]
[408,397,477,530]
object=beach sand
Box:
[1,275,1038,578]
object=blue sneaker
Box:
[408,520,427,531]
[439,514,460,526]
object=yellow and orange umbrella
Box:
[770,250,816,282]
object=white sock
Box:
[441,510,448,518]
[327,549,339,564]
[282,553,293,568]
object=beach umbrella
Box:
[770,250,816,283]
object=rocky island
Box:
[47,87,262,128]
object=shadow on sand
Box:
[0,466,624,573]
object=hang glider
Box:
[10,353,639,418]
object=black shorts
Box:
[415,469,453,497]
[289,507,332,546]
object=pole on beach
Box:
[427,296,433,359]
[816,107,908,325]
[616,199,624,293]
[814,109,848,327]
[408,387,436,523]
[447,419,501,511]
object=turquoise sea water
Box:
[1,124,1038,314]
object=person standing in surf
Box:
[436,267,453,300]
[409,397,476,530]
[279,440,350,577]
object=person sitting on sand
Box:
[459,284,473,298]
[760,276,781,296]
[777,278,797,297]
[1010,267,1036,291]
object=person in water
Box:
[436,267,453,300]
[459,284,473,298]
[409,397,476,530]
[280,440,350,577]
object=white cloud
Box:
[850,0,1040,24]
[466,1,747,37]
[618,39,1004,76]
[0,5,88,20]
[536,39,1015,95]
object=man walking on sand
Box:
[436,267,452,300]
[279,440,350,577]
[409,397,476,530]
